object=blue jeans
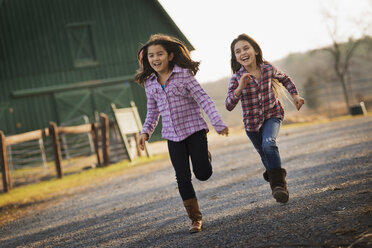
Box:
[246,118,282,171]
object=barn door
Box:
[54,89,94,124]
[92,83,133,117]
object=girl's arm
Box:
[141,93,160,140]
[225,75,242,111]
[185,72,228,134]
[273,66,304,110]
[272,66,298,96]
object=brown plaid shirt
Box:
[225,63,298,131]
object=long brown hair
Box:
[230,34,266,73]
[230,33,286,101]
[134,34,200,86]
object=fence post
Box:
[91,122,102,167]
[0,131,12,192]
[100,113,110,166]
[49,122,63,178]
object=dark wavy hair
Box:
[134,34,200,86]
[230,34,288,100]
[230,33,267,73]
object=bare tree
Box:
[320,1,372,113]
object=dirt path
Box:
[0,116,371,248]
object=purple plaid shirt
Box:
[142,65,227,142]
[225,63,298,132]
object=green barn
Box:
[0,0,193,141]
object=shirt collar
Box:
[237,63,268,75]
[238,66,247,75]
[148,64,183,81]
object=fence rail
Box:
[0,114,110,193]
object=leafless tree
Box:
[320,0,372,113]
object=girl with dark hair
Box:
[225,34,304,203]
[135,34,229,233]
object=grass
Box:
[0,153,168,224]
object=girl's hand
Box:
[239,73,252,86]
[235,73,252,97]
[218,127,229,136]
[292,95,305,111]
[138,133,149,151]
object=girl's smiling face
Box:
[234,40,257,68]
[147,44,173,75]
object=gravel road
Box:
[0,116,371,248]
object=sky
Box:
[158,0,372,83]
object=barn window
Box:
[66,23,98,67]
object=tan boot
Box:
[267,168,289,203]
[183,198,203,233]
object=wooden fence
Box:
[0,113,110,193]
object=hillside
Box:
[201,77,243,128]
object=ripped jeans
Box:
[246,118,282,171]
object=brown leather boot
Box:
[267,168,289,203]
[183,198,203,233]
